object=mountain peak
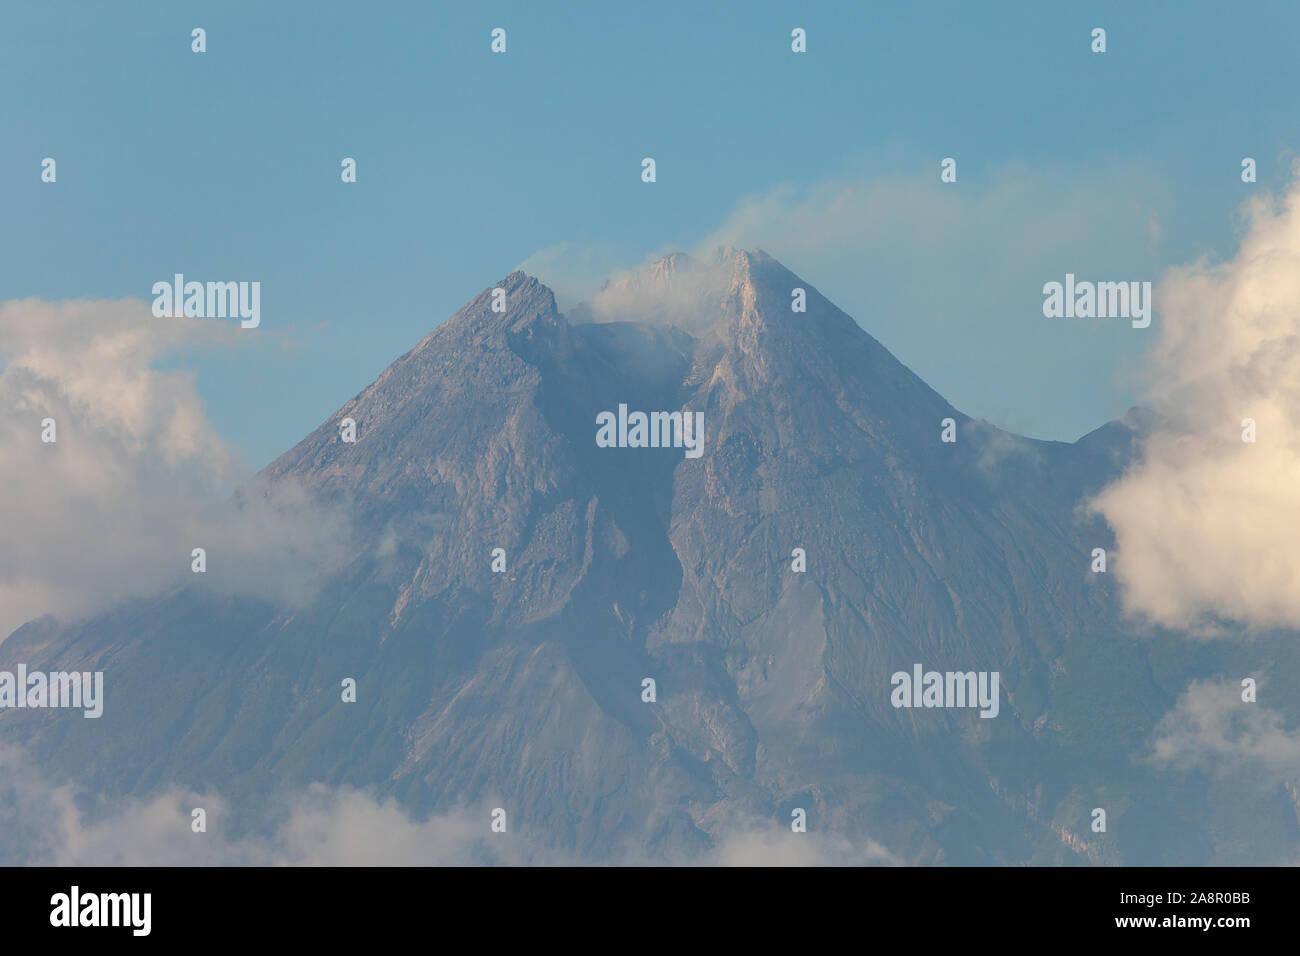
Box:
[472,270,557,324]
[415,270,564,350]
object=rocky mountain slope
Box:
[4,248,1297,863]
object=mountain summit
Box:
[2,251,1293,864]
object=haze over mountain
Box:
[3,248,1298,864]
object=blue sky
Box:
[4,0,1300,465]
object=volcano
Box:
[4,247,1297,864]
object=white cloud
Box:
[0,743,897,866]
[1091,175,1300,631]
[0,298,350,640]
[708,824,898,867]
[0,744,491,865]
[1149,680,1300,776]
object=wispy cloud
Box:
[0,298,351,640]
[1149,680,1300,777]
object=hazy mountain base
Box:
[4,250,1299,864]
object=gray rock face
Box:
[4,249,1298,863]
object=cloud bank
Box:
[0,743,896,866]
[1092,175,1300,631]
[0,298,350,640]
